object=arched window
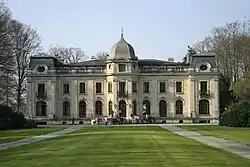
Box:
[199,100,209,114]
[143,100,150,115]
[63,101,70,116]
[79,101,87,118]
[36,101,47,116]
[132,101,137,116]
[95,101,103,116]
[159,100,167,117]
[176,100,183,115]
[108,101,113,116]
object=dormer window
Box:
[118,64,126,72]
[37,66,45,72]
[200,64,208,71]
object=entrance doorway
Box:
[119,100,126,117]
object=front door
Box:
[119,100,126,117]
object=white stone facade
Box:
[27,34,220,123]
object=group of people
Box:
[73,106,151,125]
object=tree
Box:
[0,3,16,106]
[48,46,88,63]
[192,19,250,89]
[9,20,41,113]
[92,52,108,60]
[233,72,250,100]
[0,3,12,65]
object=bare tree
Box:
[92,52,108,60]
[48,46,88,63]
[192,19,250,89]
[9,20,41,112]
[0,3,16,106]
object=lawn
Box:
[0,128,64,144]
[181,125,250,144]
[0,126,250,167]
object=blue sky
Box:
[6,0,250,61]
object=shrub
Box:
[24,119,37,128]
[219,100,250,127]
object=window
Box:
[160,82,166,93]
[37,66,45,72]
[119,82,126,94]
[38,83,45,93]
[95,101,103,115]
[108,82,112,93]
[79,101,86,118]
[176,81,182,93]
[79,83,85,93]
[108,101,113,116]
[132,82,137,92]
[159,100,167,117]
[63,83,70,94]
[36,101,47,116]
[200,64,208,71]
[200,81,208,92]
[176,100,183,115]
[96,82,102,93]
[62,101,70,116]
[143,82,149,93]
[199,100,209,114]
[118,64,126,72]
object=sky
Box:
[6,0,250,61]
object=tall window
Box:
[132,82,137,92]
[79,83,85,93]
[95,101,103,115]
[79,101,86,118]
[38,83,45,93]
[118,64,126,72]
[176,100,183,115]
[159,100,167,117]
[36,101,47,116]
[108,82,112,93]
[108,101,113,116]
[176,81,182,93]
[62,101,70,116]
[143,82,149,93]
[200,81,208,92]
[96,82,102,93]
[119,82,126,94]
[160,82,166,93]
[63,83,70,94]
[199,100,209,114]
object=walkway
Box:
[0,127,82,151]
[163,126,250,159]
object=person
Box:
[104,116,108,126]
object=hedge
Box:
[219,100,250,127]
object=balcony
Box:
[117,91,128,98]
[199,90,210,98]
[36,92,47,100]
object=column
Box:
[188,76,196,118]
[213,76,220,119]
[71,80,77,118]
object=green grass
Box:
[0,126,250,167]
[0,128,64,144]
[181,125,250,144]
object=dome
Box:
[108,31,138,60]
